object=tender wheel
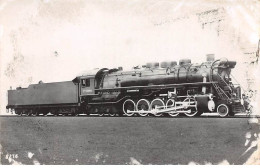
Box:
[27,109,33,116]
[15,109,22,116]
[217,104,229,117]
[43,111,49,116]
[71,108,79,116]
[41,109,47,116]
[150,98,165,117]
[183,98,198,117]
[166,99,179,117]
[136,99,149,117]
[19,110,24,116]
[34,111,39,116]
[123,99,135,116]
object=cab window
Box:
[81,79,90,87]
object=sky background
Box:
[0,0,259,114]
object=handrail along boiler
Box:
[6,55,246,117]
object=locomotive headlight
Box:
[208,100,215,112]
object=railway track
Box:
[0,116,259,164]
[1,113,258,118]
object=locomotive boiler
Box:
[6,55,246,117]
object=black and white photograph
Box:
[0,0,259,165]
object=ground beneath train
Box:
[0,116,259,165]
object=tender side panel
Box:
[8,81,78,106]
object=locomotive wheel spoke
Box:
[184,98,198,117]
[150,98,165,117]
[166,99,179,117]
[136,99,149,117]
[123,99,135,116]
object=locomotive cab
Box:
[73,68,109,96]
[80,77,95,95]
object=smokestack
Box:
[206,54,215,62]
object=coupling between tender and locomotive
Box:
[6,55,248,117]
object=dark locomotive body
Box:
[6,56,246,117]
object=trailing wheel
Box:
[93,106,103,116]
[98,112,104,116]
[150,98,165,117]
[109,112,116,117]
[123,99,135,116]
[98,107,104,116]
[136,99,149,117]
[109,108,116,117]
[217,104,229,117]
[105,106,115,116]
[183,98,198,117]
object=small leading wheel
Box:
[136,99,150,117]
[166,99,179,117]
[150,98,165,117]
[123,99,135,116]
[183,98,198,117]
[217,104,229,117]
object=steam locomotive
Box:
[6,55,246,117]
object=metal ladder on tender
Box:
[212,83,230,100]
[217,74,234,93]
[209,72,231,100]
